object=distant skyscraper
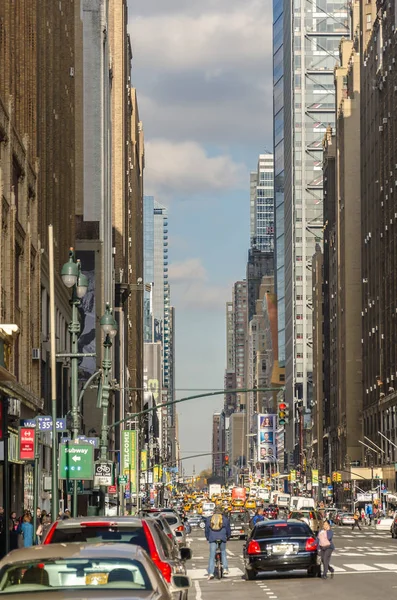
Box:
[144,196,155,342]
[274,0,349,461]
[250,154,274,252]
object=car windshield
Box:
[49,526,150,552]
[162,515,178,525]
[230,513,246,524]
[0,558,152,594]
[253,523,311,538]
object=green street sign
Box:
[67,480,84,493]
[59,443,94,480]
[118,475,128,485]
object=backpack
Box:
[210,514,223,531]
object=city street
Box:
[187,527,397,600]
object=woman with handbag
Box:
[316,520,335,579]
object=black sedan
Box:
[243,520,320,580]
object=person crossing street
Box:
[352,509,362,531]
[316,520,335,580]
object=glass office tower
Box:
[274,0,349,461]
[250,154,275,253]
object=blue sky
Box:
[128,0,273,473]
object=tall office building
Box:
[250,154,275,252]
[212,412,225,478]
[274,0,349,462]
[233,281,248,411]
[143,198,175,462]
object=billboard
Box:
[257,413,277,463]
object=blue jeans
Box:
[208,541,228,575]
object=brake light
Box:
[167,533,174,540]
[80,521,113,527]
[43,522,58,544]
[305,537,317,552]
[247,540,261,554]
[176,525,185,532]
[143,521,172,582]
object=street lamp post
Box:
[98,304,117,515]
[61,249,88,517]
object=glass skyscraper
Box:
[143,196,155,343]
[274,0,349,459]
[250,154,274,253]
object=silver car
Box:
[157,512,187,547]
[0,542,191,598]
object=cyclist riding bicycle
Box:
[205,507,231,580]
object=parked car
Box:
[390,515,397,537]
[288,510,322,533]
[140,510,187,547]
[243,520,320,581]
[43,516,191,595]
[339,513,355,526]
[229,510,250,539]
[0,542,191,598]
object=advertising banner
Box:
[257,413,277,463]
[19,427,35,460]
[121,430,137,493]
[312,469,319,486]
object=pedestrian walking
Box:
[316,520,335,579]
[352,509,361,531]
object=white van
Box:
[270,491,291,507]
[290,496,315,511]
[202,502,216,518]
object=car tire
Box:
[392,530,396,539]
[245,568,256,581]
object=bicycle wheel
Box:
[215,559,223,579]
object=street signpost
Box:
[21,417,67,431]
[94,461,113,487]
[108,485,117,494]
[121,430,137,493]
[118,475,128,485]
[67,480,84,493]
[59,443,94,480]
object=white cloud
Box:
[144,139,246,197]
[169,257,231,310]
[169,258,207,283]
[129,2,271,73]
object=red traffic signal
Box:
[225,454,229,465]
[279,403,287,411]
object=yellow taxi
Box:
[184,503,192,512]
[231,499,245,509]
[197,502,204,515]
[245,498,256,510]
[215,497,223,507]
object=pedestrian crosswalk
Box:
[187,567,244,580]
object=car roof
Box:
[0,543,146,566]
[52,516,144,528]
[256,519,308,526]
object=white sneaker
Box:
[208,574,214,580]
[223,570,229,575]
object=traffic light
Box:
[278,400,288,425]
[225,454,229,466]
[337,472,342,482]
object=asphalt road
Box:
[186,525,397,600]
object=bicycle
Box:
[214,539,223,579]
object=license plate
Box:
[272,544,294,555]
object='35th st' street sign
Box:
[59,443,94,480]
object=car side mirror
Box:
[171,575,191,590]
[180,546,192,561]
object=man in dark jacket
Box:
[205,508,231,580]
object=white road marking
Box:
[340,552,365,556]
[187,567,244,580]
[343,563,380,571]
[194,581,202,600]
[366,552,392,556]
[332,566,347,572]
[374,563,397,570]
[226,549,235,556]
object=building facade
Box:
[360,0,397,464]
[212,412,225,478]
[250,153,275,252]
[277,0,350,464]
